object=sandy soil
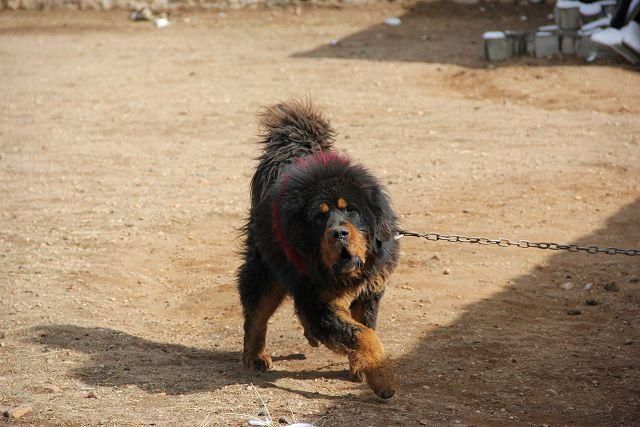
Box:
[1,3,639,426]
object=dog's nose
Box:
[331,227,349,240]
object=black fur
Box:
[237,98,400,398]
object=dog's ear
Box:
[367,186,396,245]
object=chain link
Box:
[396,230,640,256]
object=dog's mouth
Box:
[334,247,363,275]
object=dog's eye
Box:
[346,207,359,215]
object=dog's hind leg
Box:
[238,250,286,372]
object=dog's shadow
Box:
[30,324,346,398]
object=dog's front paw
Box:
[242,352,273,372]
[364,359,396,399]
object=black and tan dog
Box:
[237,99,400,399]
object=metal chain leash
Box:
[395,229,640,256]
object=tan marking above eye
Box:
[337,198,347,209]
[320,203,329,214]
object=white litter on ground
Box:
[383,17,402,26]
[154,17,170,28]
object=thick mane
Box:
[270,152,356,276]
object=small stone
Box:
[604,282,619,292]
[44,384,62,393]
[629,276,639,284]
[583,283,593,291]
[443,268,451,275]
[431,254,441,261]
[585,298,600,306]
[624,339,633,345]
[278,417,290,425]
[130,7,153,21]
[5,406,33,419]
[561,282,574,290]
[85,391,97,399]
[567,309,582,316]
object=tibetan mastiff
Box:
[237,99,400,399]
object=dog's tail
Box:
[250,99,336,208]
[257,98,335,155]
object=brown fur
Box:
[319,221,368,272]
[350,302,366,325]
[344,222,368,262]
[320,229,341,270]
[320,293,395,397]
[241,284,286,371]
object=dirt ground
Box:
[1,3,640,426]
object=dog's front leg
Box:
[296,299,395,399]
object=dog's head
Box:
[273,152,396,279]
